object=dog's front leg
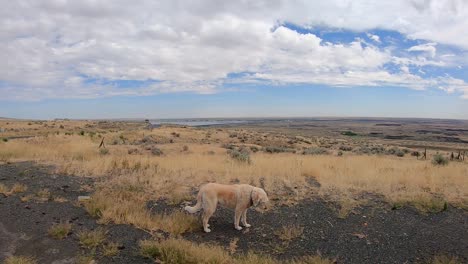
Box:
[234,208,243,230]
[241,209,251,227]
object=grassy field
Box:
[1,119,467,262]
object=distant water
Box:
[149,119,247,127]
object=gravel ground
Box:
[0,162,151,264]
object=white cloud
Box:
[408,43,437,58]
[0,0,467,101]
[367,33,381,43]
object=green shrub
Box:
[264,146,295,154]
[354,146,385,155]
[79,130,85,136]
[432,154,448,166]
[2,138,8,142]
[99,148,109,155]
[221,143,236,150]
[341,131,357,136]
[151,147,163,156]
[229,149,251,164]
[302,147,328,155]
[395,149,405,157]
[250,146,259,152]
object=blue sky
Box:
[1,1,467,119]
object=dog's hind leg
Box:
[202,196,216,233]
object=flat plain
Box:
[0,117,467,264]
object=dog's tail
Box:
[184,191,203,214]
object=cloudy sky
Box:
[1,0,468,119]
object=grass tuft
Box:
[10,183,27,193]
[0,183,27,195]
[77,228,107,249]
[4,256,37,264]
[36,188,51,201]
[140,238,333,264]
[432,255,460,264]
[0,183,8,195]
[48,222,72,239]
[139,238,232,263]
[103,242,121,257]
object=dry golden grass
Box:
[432,255,461,264]
[83,185,199,234]
[1,123,467,218]
[139,238,334,264]
[0,183,27,196]
[140,238,231,263]
[0,183,8,195]
[229,237,239,254]
[4,256,37,264]
[10,183,27,193]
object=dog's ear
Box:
[252,188,261,206]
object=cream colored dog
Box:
[184,183,269,233]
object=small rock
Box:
[78,196,91,202]
[352,233,367,239]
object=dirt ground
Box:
[1,162,467,263]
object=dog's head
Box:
[251,187,269,208]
